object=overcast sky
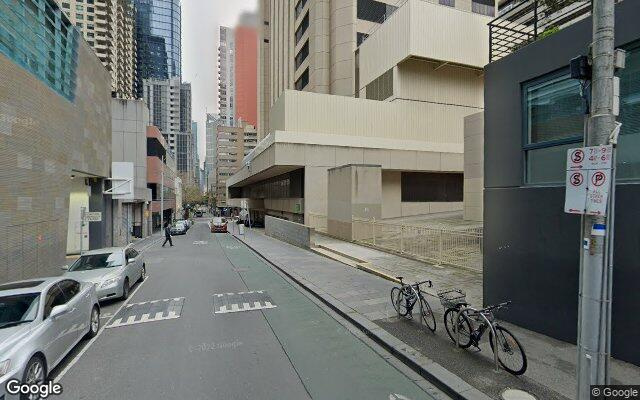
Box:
[182,0,257,168]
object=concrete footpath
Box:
[234,229,640,400]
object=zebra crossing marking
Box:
[212,291,277,314]
[106,297,185,329]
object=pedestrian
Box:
[162,222,173,247]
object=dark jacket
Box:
[164,226,171,237]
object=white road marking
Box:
[53,276,148,383]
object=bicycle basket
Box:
[437,289,466,309]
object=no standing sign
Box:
[564,145,612,215]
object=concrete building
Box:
[257,0,271,140]
[142,76,181,153]
[228,0,493,231]
[176,82,194,185]
[111,99,153,244]
[191,121,200,188]
[0,0,112,282]
[56,0,137,98]
[146,126,177,229]
[218,26,236,126]
[235,13,258,126]
[205,113,221,193]
[214,123,257,208]
[134,0,181,96]
[484,0,640,366]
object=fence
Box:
[352,217,484,271]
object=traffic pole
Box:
[576,0,616,397]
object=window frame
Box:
[521,68,585,186]
[43,284,67,319]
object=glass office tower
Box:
[134,0,181,97]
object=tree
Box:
[183,185,205,205]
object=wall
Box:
[265,215,312,248]
[464,112,483,221]
[235,26,258,126]
[484,0,640,365]
[0,28,111,282]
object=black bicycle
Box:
[390,277,436,332]
[443,300,527,375]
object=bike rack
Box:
[455,307,501,372]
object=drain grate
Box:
[212,291,276,314]
[501,389,537,400]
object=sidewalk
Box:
[234,229,640,400]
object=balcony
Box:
[358,0,492,88]
[489,0,591,62]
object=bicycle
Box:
[390,277,436,332]
[443,300,527,375]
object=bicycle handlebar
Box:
[481,301,511,313]
[412,280,433,288]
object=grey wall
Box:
[484,0,640,366]
[265,215,312,249]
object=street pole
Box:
[577,0,616,397]
[160,154,165,231]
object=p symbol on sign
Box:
[592,171,606,187]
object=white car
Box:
[63,247,146,301]
[0,278,100,399]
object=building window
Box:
[295,0,308,20]
[264,39,269,43]
[295,40,309,70]
[523,41,640,184]
[401,173,463,202]
[295,68,309,90]
[75,4,83,10]
[357,32,369,46]
[472,0,495,16]
[87,6,93,12]
[439,0,455,7]
[366,68,393,101]
[295,12,309,45]
[357,0,397,23]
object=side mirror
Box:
[128,258,136,264]
[60,265,69,271]
[50,304,69,319]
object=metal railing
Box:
[488,0,591,62]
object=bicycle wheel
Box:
[390,287,409,317]
[444,308,472,348]
[489,326,528,375]
[419,296,436,332]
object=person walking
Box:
[162,222,173,247]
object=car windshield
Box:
[212,218,225,224]
[69,252,124,271]
[0,293,40,328]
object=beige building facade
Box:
[215,124,257,207]
[57,0,137,98]
[229,0,494,228]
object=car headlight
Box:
[100,277,119,288]
[0,359,11,377]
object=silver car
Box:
[0,277,100,399]
[63,246,146,301]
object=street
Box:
[49,220,444,400]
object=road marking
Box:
[106,297,185,329]
[212,291,277,314]
[53,276,148,383]
[193,240,208,245]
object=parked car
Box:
[170,221,187,235]
[210,217,228,233]
[0,277,100,399]
[177,219,190,231]
[195,211,203,218]
[63,246,145,301]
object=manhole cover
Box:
[213,291,276,314]
[107,297,185,329]
[501,389,537,400]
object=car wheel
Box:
[22,355,46,400]
[139,264,146,282]
[85,306,100,339]
[122,279,130,300]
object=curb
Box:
[233,233,491,400]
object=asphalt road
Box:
[50,220,442,400]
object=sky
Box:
[182,0,257,168]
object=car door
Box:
[58,280,85,345]
[129,248,142,280]
[40,284,74,366]
[124,249,136,282]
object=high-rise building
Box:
[205,113,221,193]
[214,123,257,207]
[134,0,181,97]
[191,121,200,188]
[56,0,137,98]
[142,76,180,153]
[218,26,235,126]
[235,12,258,126]
[257,0,271,140]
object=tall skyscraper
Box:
[234,12,258,126]
[135,0,181,97]
[191,121,200,188]
[218,26,235,126]
[142,76,181,153]
[56,0,136,98]
[205,113,221,193]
